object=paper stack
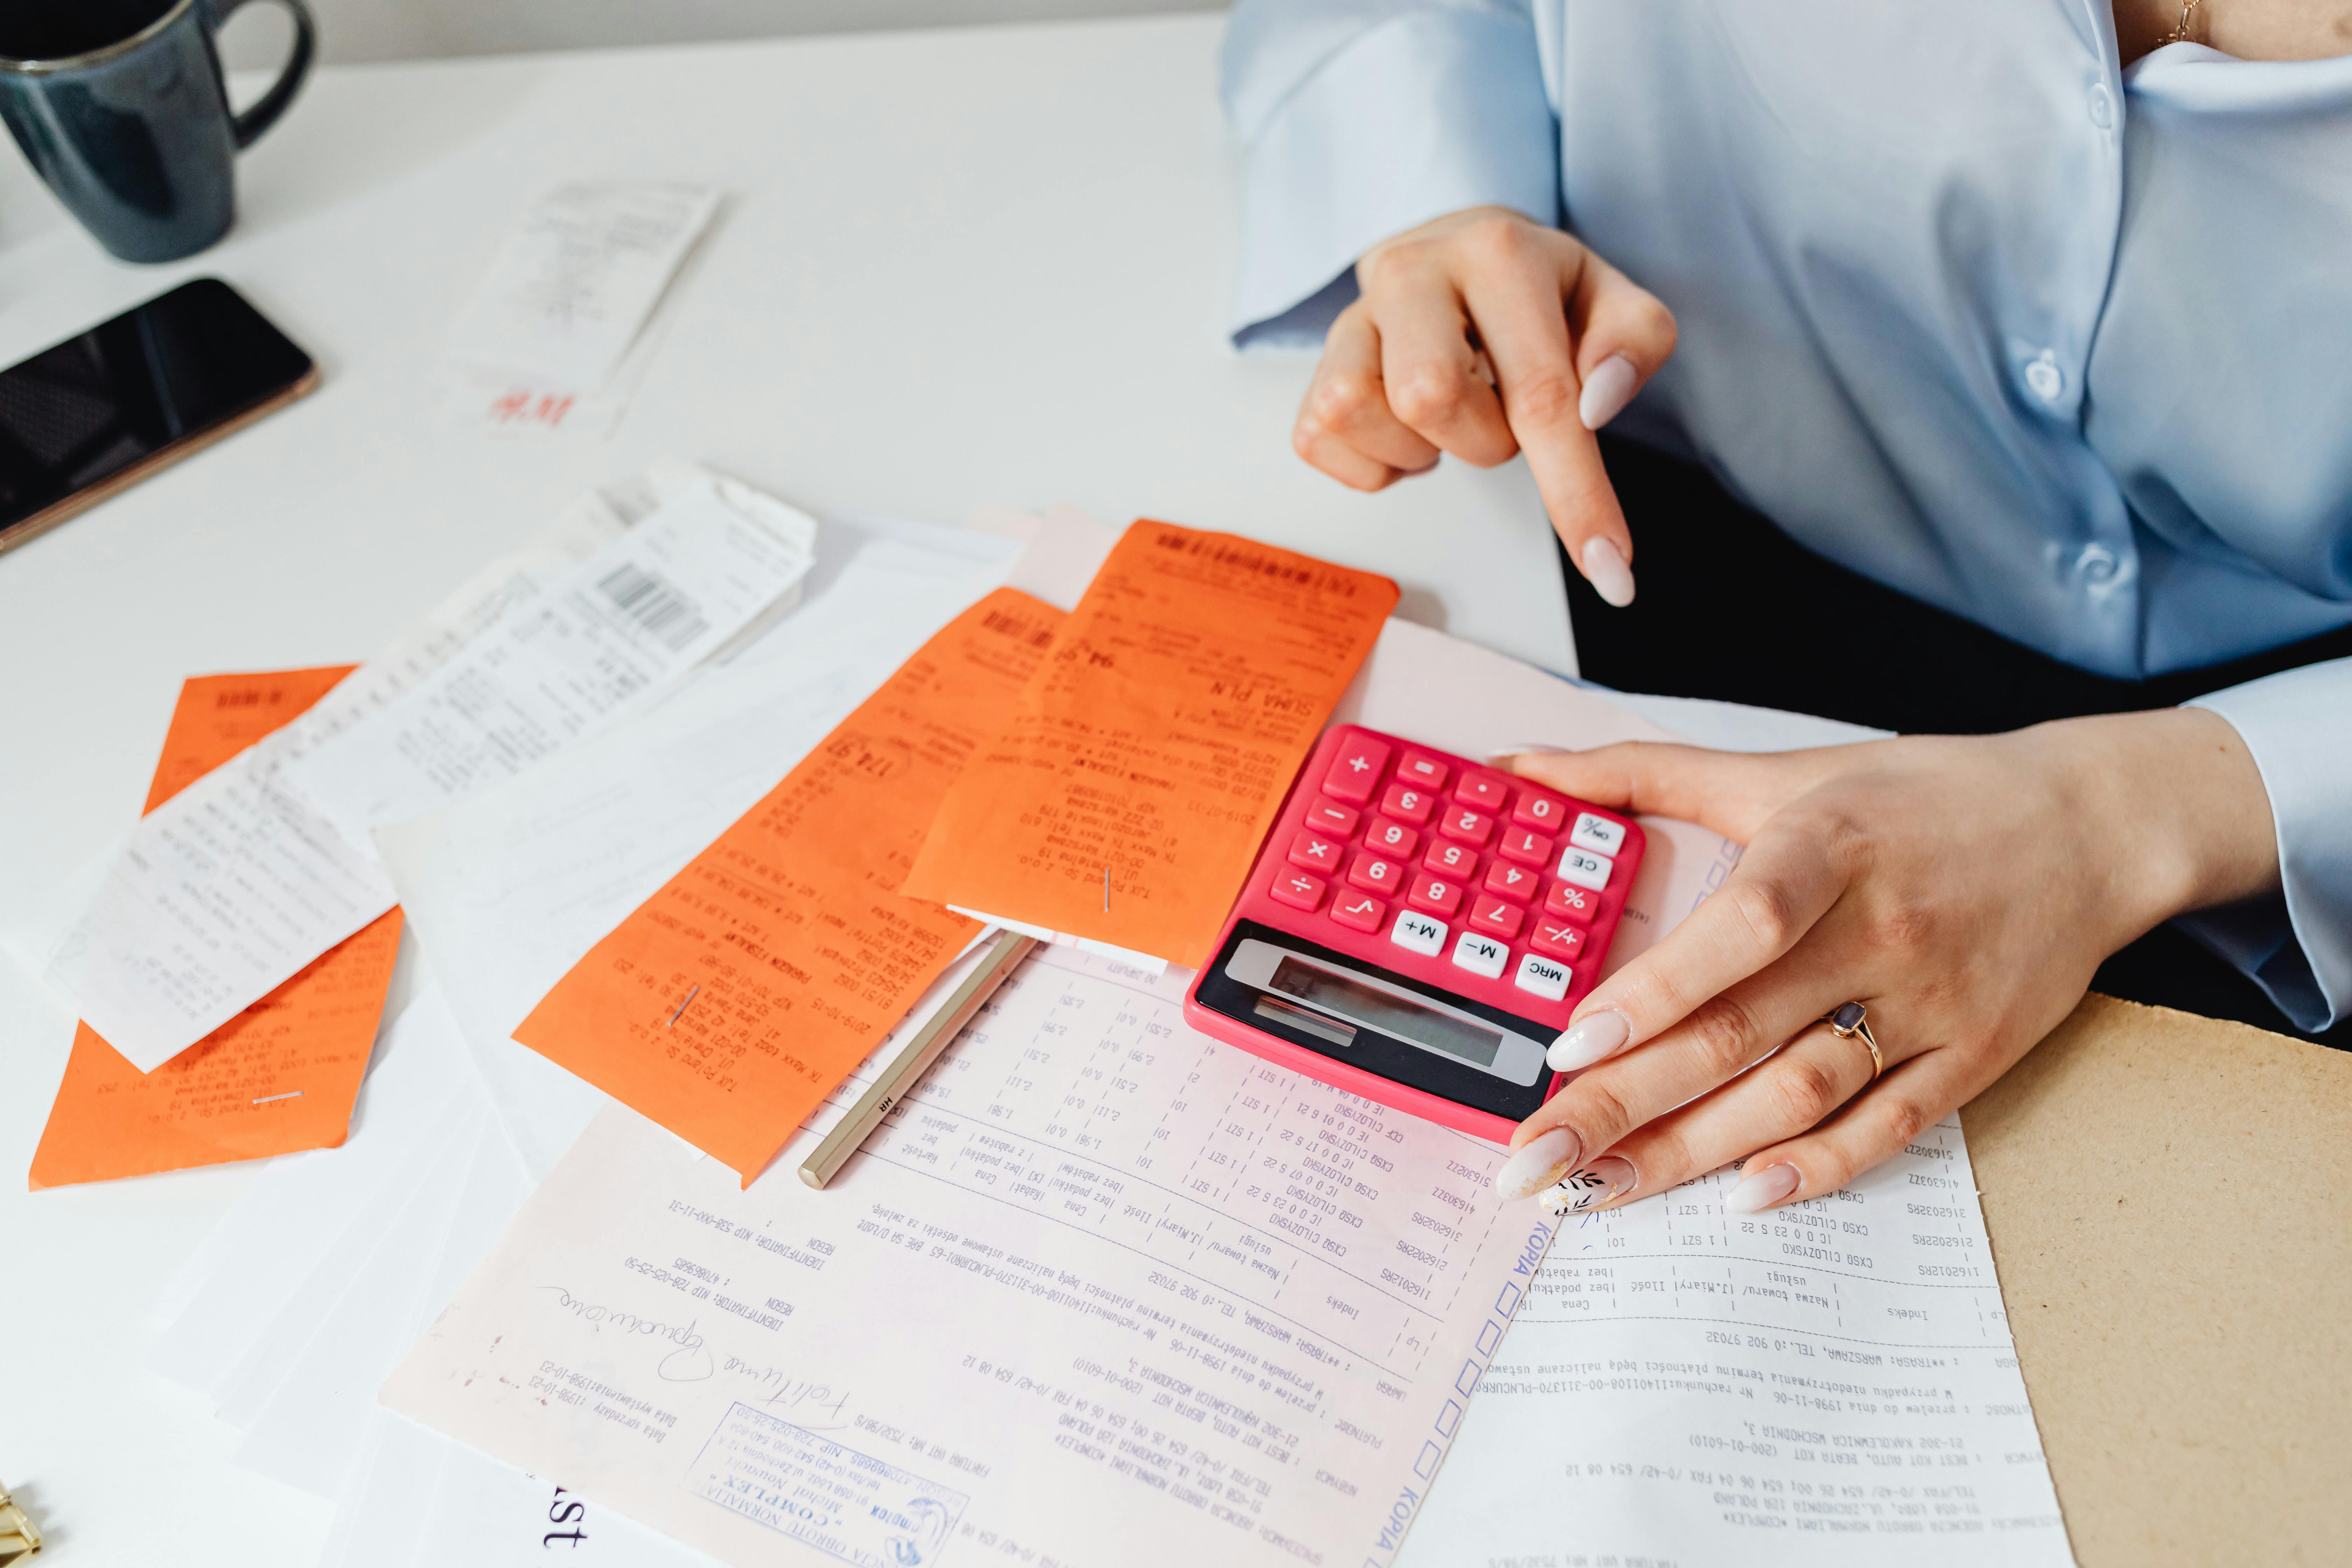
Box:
[27,492,2074,1567]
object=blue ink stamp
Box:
[686,1403,967,1566]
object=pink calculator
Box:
[1183,725,1643,1143]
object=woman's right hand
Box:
[1292,206,1678,607]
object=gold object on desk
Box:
[0,1482,42,1563]
[799,930,1038,1189]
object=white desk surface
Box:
[0,15,1576,1567]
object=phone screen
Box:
[0,277,315,546]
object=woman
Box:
[1221,1,2351,1211]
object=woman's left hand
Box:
[1490,708,2281,1211]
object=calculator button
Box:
[1347,852,1404,894]
[1396,751,1451,790]
[1304,797,1360,837]
[1288,832,1345,873]
[1570,812,1628,856]
[1514,951,1572,1003]
[1437,805,1494,846]
[1392,911,1447,957]
[1512,790,1568,832]
[1451,931,1508,979]
[1455,770,1512,812]
[1365,817,1420,858]
[1270,869,1326,912]
[1407,873,1463,916]
[1496,826,1552,867]
[1558,847,1614,892]
[1483,861,1540,904]
[1468,895,1523,940]
[1544,881,1598,924]
[1322,736,1392,805]
[1528,919,1586,962]
[1330,891,1386,934]
[1379,783,1437,826]
[1424,840,1478,877]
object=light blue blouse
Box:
[1223,0,2352,1032]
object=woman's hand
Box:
[1489,709,2281,1211]
[1294,206,1678,606]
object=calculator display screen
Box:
[1268,958,1503,1069]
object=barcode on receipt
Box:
[596,562,710,651]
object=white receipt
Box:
[370,517,1027,1176]
[287,485,817,841]
[383,944,1559,1568]
[27,472,816,1072]
[1403,1129,2073,1566]
[447,183,721,393]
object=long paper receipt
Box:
[386,945,1554,1568]
[512,588,1066,1184]
[30,667,404,1190]
[37,481,816,1073]
[903,521,1397,969]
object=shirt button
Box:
[2086,83,2115,129]
[2075,543,2120,584]
[2024,350,2065,403]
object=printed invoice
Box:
[26,473,816,1071]
[384,945,1555,1568]
[1404,1126,2074,1564]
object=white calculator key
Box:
[1570,812,1626,856]
[1451,931,1508,979]
[1514,952,1572,1002]
[1391,911,1447,957]
[1558,847,1614,892]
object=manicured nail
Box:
[1578,353,1638,430]
[1496,1127,1581,1201]
[1723,1163,1801,1214]
[1548,1010,1630,1072]
[1539,1156,1637,1215]
[1580,537,1636,608]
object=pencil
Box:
[798,928,1038,1189]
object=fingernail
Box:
[1538,1155,1637,1216]
[1496,1127,1581,1201]
[1578,352,1639,430]
[1548,1010,1631,1072]
[1580,537,1636,608]
[1723,1163,1801,1214]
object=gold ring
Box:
[1824,1001,1882,1081]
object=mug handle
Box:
[209,0,318,150]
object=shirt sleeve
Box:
[1220,0,1559,348]
[2182,656,2352,1032]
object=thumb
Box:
[1491,741,1812,844]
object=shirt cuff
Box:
[2184,656,2352,1032]
[1227,8,1559,349]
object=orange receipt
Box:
[903,521,1398,969]
[512,588,1066,1184]
[30,667,406,1190]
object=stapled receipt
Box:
[29,666,403,1189]
[28,474,816,1072]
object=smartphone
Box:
[0,277,318,557]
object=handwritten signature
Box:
[536,1285,713,1381]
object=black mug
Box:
[0,0,315,263]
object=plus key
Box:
[1321,734,1392,806]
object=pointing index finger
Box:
[1458,249,1633,600]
